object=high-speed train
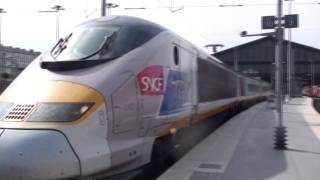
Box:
[0,16,270,179]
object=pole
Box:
[105,3,119,16]
[0,13,2,44]
[274,0,287,150]
[234,48,241,96]
[275,0,283,127]
[286,0,294,98]
[310,59,314,86]
[56,11,60,39]
[101,0,106,16]
[312,60,314,86]
[233,48,239,72]
[0,8,7,44]
[52,5,65,39]
[39,6,64,39]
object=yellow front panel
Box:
[0,80,105,125]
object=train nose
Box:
[0,129,80,180]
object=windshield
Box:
[40,16,166,71]
[51,26,119,61]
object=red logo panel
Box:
[137,65,164,96]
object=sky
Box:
[0,0,320,53]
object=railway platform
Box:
[157,97,320,180]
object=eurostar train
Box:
[0,16,270,180]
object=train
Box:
[302,85,320,97]
[0,16,270,180]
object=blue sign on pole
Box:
[262,16,276,29]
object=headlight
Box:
[28,102,94,122]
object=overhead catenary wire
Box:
[124,0,320,50]
[154,0,210,44]
[126,1,320,10]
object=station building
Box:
[214,36,320,96]
[0,45,40,93]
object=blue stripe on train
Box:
[159,70,190,115]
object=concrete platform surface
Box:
[157,98,320,180]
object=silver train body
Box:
[0,16,270,179]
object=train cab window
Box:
[174,46,180,66]
[50,26,120,61]
[41,16,166,71]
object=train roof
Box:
[80,16,167,33]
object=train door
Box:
[178,45,198,123]
[158,44,197,123]
[112,76,139,133]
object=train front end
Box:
[0,16,167,179]
[0,17,121,180]
[0,80,110,180]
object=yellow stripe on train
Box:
[0,80,104,125]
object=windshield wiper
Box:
[78,31,117,60]
[42,32,117,71]
[51,33,73,59]
[98,31,117,56]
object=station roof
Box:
[214,36,320,57]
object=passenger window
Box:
[173,46,180,66]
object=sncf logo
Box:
[137,65,164,96]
